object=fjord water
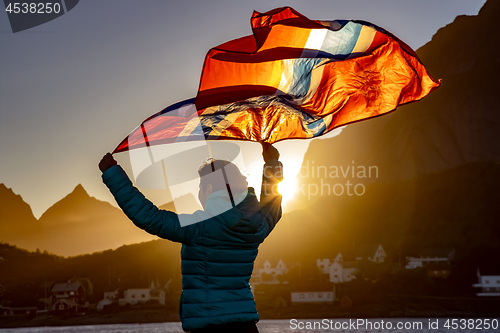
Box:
[2,319,500,333]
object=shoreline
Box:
[1,304,498,329]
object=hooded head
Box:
[197,159,248,209]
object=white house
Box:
[290,280,335,304]
[103,290,118,301]
[317,253,358,284]
[406,247,455,269]
[317,259,331,274]
[329,260,357,283]
[118,281,166,306]
[329,261,343,283]
[291,291,334,304]
[260,259,288,276]
[405,260,423,269]
[355,243,386,263]
[97,290,118,311]
[150,288,166,305]
[473,270,500,296]
[148,279,166,305]
[119,288,151,306]
[252,259,289,285]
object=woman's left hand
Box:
[99,153,117,173]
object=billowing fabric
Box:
[101,161,282,331]
[113,6,440,154]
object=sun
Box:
[277,177,297,204]
[243,153,303,207]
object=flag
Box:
[113,7,440,154]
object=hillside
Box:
[1,0,499,314]
[292,0,500,205]
[0,240,182,307]
[258,161,500,285]
[2,162,498,309]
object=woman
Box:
[98,142,283,332]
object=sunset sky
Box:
[0,0,486,218]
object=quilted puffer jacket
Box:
[101,160,282,331]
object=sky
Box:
[0,0,486,218]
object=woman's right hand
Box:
[261,142,280,162]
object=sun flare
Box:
[277,177,297,204]
[244,154,303,207]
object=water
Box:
[1,319,499,332]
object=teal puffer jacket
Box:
[101,162,282,332]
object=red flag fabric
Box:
[113,7,440,154]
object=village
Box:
[1,243,498,321]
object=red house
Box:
[51,281,86,313]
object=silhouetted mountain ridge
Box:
[2,1,498,264]
[2,162,498,309]
[39,184,118,224]
[0,182,201,256]
[291,0,499,204]
[0,184,43,251]
[0,184,37,225]
[258,161,500,280]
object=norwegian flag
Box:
[113,7,440,154]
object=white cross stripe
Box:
[347,25,376,59]
[301,28,328,58]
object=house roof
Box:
[336,251,357,262]
[355,243,381,257]
[261,258,289,268]
[51,282,82,292]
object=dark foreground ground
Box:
[2,297,499,329]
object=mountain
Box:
[2,1,499,261]
[291,0,500,204]
[258,161,500,279]
[3,163,498,309]
[36,184,158,256]
[259,0,500,273]
[0,184,45,251]
[37,186,202,257]
[1,182,201,257]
